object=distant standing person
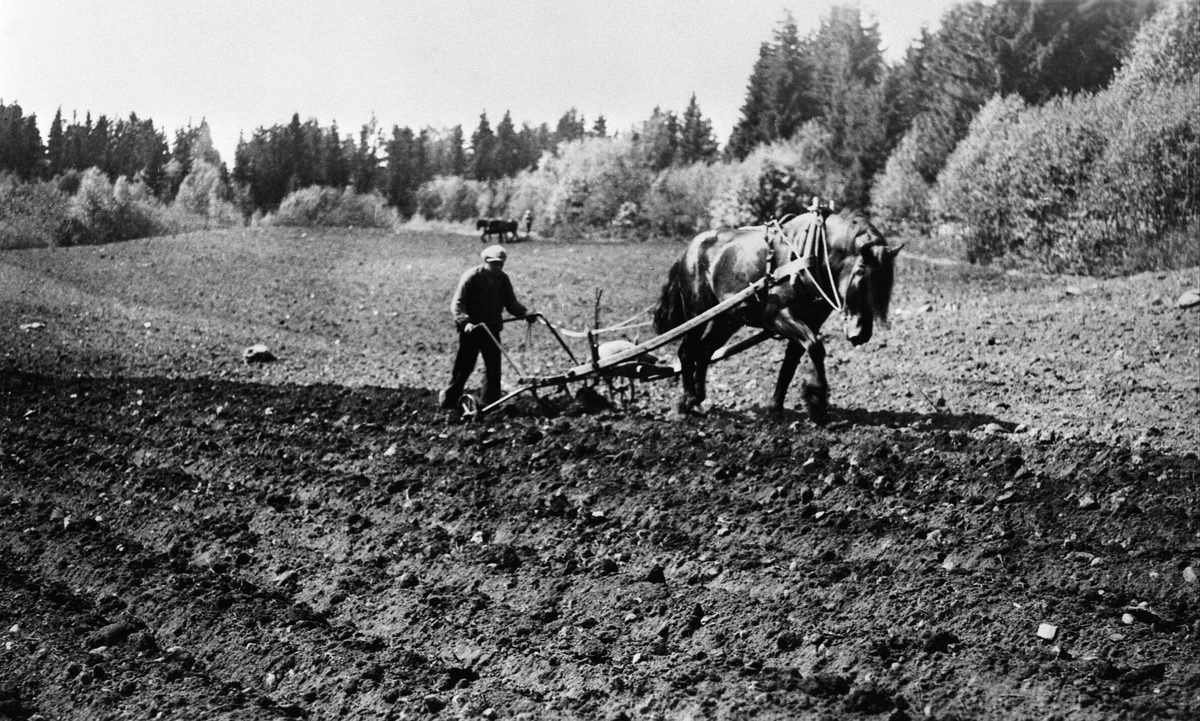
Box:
[521,209,534,238]
[438,245,534,411]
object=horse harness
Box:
[762,207,844,313]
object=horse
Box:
[653,209,901,421]
[477,218,519,243]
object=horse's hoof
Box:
[676,398,704,416]
[801,382,828,425]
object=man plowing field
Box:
[439,244,536,411]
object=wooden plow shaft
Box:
[558,256,803,379]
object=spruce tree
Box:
[0,102,43,179]
[470,112,496,181]
[46,108,64,178]
[446,125,467,176]
[726,13,818,159]
[637,107,679,171]
[679,94,718,165]
[554,108,586,145]
[385,125,419,216]
[493,111,522,177]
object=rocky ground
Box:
[0,228,1197,720]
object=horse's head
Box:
[476,218,488,230]
[831,215,902,346]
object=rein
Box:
[553,303,657,338]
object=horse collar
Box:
[774,214,843,312]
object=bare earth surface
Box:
[1,228,1198,721]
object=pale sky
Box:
[1,0,962,164]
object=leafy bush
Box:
[930,95,1028,264]
[639,162,732,237]
[415,175,483,222]
[55,168,162,246]
[1075,82,1199,272]
[500,167,556,235]
[537,136,653,237]
[868,136,932,236]
[0,174,70,249]
[174,161,239,224]
[869,111,963,235]
[267,186,395,228]
[709,123,851,228]
[56,170,83,196]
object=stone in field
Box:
[82,620,142,650]
[243,344,276,363]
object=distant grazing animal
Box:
[653,209,901,420]
[477,218,519,243]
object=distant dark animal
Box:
[653,210,901,420]
[477,218,519,243]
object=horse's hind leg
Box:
[694,315,740,408]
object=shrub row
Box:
[1,168,248,249]
[266,186,396,229]
[0,167,402,249]
[871,0,1198,273]
[411,124,860,239]
[926,81,1197,274]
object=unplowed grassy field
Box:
[1,227,1198,720]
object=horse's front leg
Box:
[801,339,828,424]
[771,311,828,423]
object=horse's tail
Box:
[654,256,691,334]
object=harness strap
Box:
[799,212,843,312]
[766,212,844,312]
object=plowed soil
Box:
[1,228,1198,720]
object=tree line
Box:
[1,92,721,221]
[0,0,1175,245]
